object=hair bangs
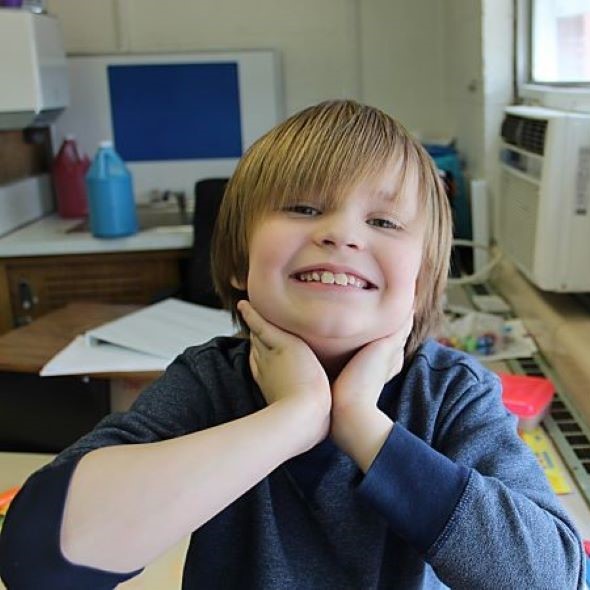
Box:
[250,102,409,215]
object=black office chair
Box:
[183,178,228,308]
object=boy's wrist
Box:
[331,405,393,473]
[270,395,330,455]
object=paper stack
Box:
[40,298,235,376]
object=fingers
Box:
[250,337,261,363]
[237,300,288,350]
[248,348,259,380]
[393,310,414,347]
[375,313,414,381]
[237,300,270,348]
[250,334,269,373]
[381,312,413,348]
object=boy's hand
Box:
[330,312,413,470]
[237,301,331,450]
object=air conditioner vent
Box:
[501,114,547,155]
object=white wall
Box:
[482,0,514,176]
[359,0,450,140]
[440,0,512,242]
[47,0,361,118]
[46,0,451,140]
[443,0,485,176]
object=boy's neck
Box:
[316,348,357,383]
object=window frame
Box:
[517,0,590,112]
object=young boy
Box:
[0,100,584,589]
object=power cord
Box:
[447,240,503,286]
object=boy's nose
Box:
[313,215,364,250]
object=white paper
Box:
[40,336,171,376]
[84,298,235,359]
[40,298,236,376]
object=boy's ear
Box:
[230,275,247,290]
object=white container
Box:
[0,9,69,129]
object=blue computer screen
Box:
[107,62,243,161]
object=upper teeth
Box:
[297,270,367,288]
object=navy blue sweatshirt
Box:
[0,338,585,588]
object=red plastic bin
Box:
[499,373,555,431]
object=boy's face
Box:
[240,166,426,359]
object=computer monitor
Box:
[54,50,283,201]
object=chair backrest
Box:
[183,178,228,308]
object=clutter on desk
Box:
[499,373,554,431]
[437,309,537,362]
[438,310,504,355]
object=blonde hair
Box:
[211,100,452,358]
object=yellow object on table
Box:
[521,427,572,495]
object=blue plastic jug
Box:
[85,141,138,238]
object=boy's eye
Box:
[284,204,321,216]
[367,218,402,230]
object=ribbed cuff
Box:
[356,424,470,553]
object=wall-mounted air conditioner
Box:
[497,105,590,292]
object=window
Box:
[530,0,590,85]
[517,0,590,112]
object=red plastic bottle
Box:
[52,135,91,218]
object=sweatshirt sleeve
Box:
[0,351,215,589]
[356,371,586,590]
[0,459,142,590]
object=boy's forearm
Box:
[331,406,393,472]
[61,397,322,574]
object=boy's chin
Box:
[296,331,371,360]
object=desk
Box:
[0,303,163,452]
[0,302,160,380]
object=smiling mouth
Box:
[291,270,376,290]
